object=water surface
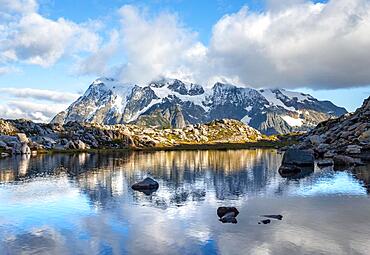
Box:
[0,149,369,255]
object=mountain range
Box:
[51,77,347,135]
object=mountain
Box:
[51,77,347,135]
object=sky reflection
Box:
[0,150,369,254]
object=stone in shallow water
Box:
[262,215,283,220]
[132,177,159,193]
[217,207,239,224]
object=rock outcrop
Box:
[0,118,265,155]
[296,96,370,165]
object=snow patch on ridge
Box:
[282,115,304,127]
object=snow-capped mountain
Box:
[51,77,347,134]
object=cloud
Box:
[208,0,370,89]
[0,0,101,69]
[0,101,68,122]
[74,30,120,76]
[115,5,206,84]
[0,66,20,75]
[0,87,80,103]
[76,0,370,90]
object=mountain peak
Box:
[51,77,347,134]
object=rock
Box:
[309,135,323,146]
[76,140,88,150]
[317,159,334,167]
[359,130,370,143]
[282,149,314,167]
[258,219,271,225]
[217,207,239,218]
[16,133,29,143]
[217,207,239,224]
[346,145,362,154]
[132,177,159,192]
[219,212,238,224]
[333,155,363,166]
[262,215,283,220]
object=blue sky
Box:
[0,0,369,122]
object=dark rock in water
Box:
[258,219,271,225]
[217,207,239,224]
[219,212,238,224]
[262,215,283,220]
[317,159,334,167]
[132,177,159,192]
[333,155,363,167]
[217,207,239,218]
[282,149,315,166]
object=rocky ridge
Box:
[0,119,265,157]
[295,96,370,164]
[51,77,347,135]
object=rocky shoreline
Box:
[286,96,370,168]
[0,119,276,158]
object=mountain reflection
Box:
[0,150,368,209]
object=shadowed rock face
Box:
[50,77,346,134]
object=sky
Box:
[0,0,370,122]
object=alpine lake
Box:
[0,149,369,255]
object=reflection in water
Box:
[0,150,369,255]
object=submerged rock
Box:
[132,177,159,192]
[262,215,283,220]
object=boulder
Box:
[317,159,334,167]
[346,145,362,154]
[333,155,363,167]
[16,133,29,143]
[217,207,239,224]
[132,177,159,192]
[309,135,323,146]
[217,207,239,218]
[282,149,314,167]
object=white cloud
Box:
[116,5,206,84]
[0,0,101,69]
[0,0,38,14]
[0,101,68,122]
[78,0,370,90]
[208,0,370,89]
[0,87,80,103]
[75,30,120,76]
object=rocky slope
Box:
[296,96,370,163]
[51,77,347,135]
[0,119,266,156]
